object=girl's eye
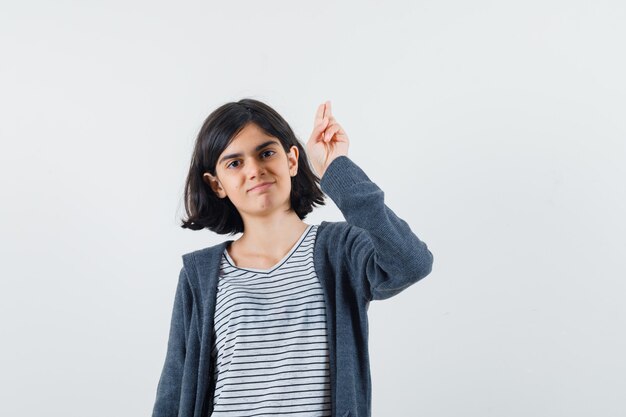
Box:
[226,150,276,169]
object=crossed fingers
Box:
[314,100,341,143]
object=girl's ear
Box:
[288,145,299,176]
[203,172,227,198]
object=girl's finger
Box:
[324,123,342,142]
[314,117,329,142]
[322,100,332,120]
[317,116,329,132]
[314,103,325,126]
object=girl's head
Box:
[180,98,325,235]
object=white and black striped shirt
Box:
[210,224,331,416]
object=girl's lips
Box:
[249,182,273,192]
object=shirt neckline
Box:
[223,224,314,274]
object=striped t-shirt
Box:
[210,224,331,416]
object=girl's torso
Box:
[210,224,332,416]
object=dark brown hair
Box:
[180,98,326,235]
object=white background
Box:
[1,1,625,416]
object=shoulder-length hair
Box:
[180,98,326,235]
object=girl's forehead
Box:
[233,122,267,138]
[227,124,274,147]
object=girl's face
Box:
[204,122,299,218]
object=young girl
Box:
[152,99,434,417]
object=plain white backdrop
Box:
[1,1,625,416]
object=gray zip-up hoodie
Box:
[152,155,434,417]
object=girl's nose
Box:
[245,157,265,177]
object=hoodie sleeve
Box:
[152,266,192,417]
[319,155,434,301]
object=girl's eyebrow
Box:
[218,140,279,164]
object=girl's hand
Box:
[305,100,350,178]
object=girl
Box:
[152,99,434,417]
